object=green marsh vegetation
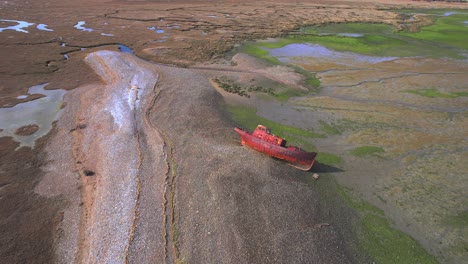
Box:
[319,120,341,135]
[397,9,468,50]
[243,9,468,60]
[290,65,321,90]
[404,88,468,98]
[316,152,342,165]
[312,176,438,264]
[286,20,465,58]
[359,213,438,264]
[212,76,276,98]
[289,24,412,57]
[227,105,324,142]
[213,76,308,101]
[323,179,438,264]
[273,89,305,101]
[240,42,281,65]
[444,211,468,229]
[239,43,321,91]
[213,77,250,97]
[351,146,385,157]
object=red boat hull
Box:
[234,127,317,171]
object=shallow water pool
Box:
[0,84,66,149]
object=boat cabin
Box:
[252,125,286,147]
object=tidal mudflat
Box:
[226,9,468,264]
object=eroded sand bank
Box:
[35,51,167,263]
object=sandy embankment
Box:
[31,49,366,263]
[148,62,363,263]
[35,51,168,263]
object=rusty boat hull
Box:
[234,127,317,171]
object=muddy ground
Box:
[0,0,467,263]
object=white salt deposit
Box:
[148,26,164,33]
[74,21,94,32]
[0,19,34,33]
[37,23,53,32]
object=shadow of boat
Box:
[310,162,344,173]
